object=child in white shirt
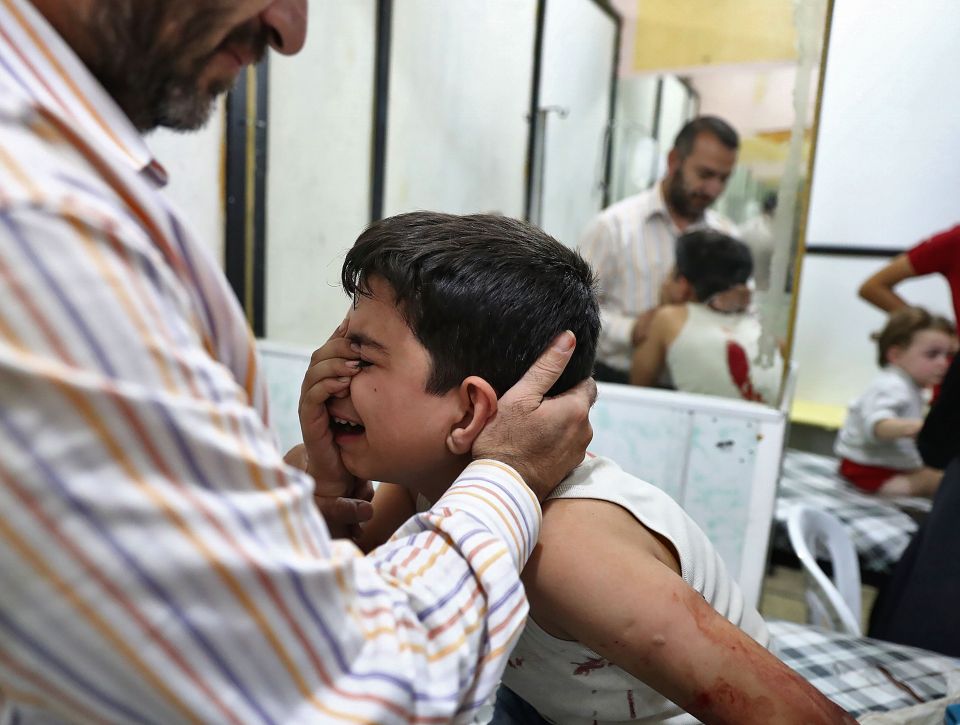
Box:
[835,306,955,496]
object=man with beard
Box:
[580,116,739,383]
[0,0,596,721]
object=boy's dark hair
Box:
[873,306,956,368]
[673,116,739,159]
[675,229,753,302]
[342,212,600,397]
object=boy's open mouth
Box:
[330,416,365,436]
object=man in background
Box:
[580,115,739,383]
[0,0,595,721]
[740,190,778,292]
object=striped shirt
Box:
[0,1,541,722]
[578,185,736,373]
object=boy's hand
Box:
[473,331,596,501]
[298,321,373,537]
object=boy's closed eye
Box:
[357,358,374,369]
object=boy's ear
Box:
[886,344,904,366]
[664,275,695,304]
[447,376,498,456]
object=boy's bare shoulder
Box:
[521,496,681,639]
[537,497,679,570]
[645,304,688,348]
[654,303,688,329]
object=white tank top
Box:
[501,455,769,724]
[667,304,782,406]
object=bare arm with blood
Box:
[523,498,856,725]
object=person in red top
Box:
[860,225,960,320]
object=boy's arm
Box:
[863,379,922,442]
[629,308,672,386]
[873,417,923,440]
[524,499,855,724]
[354,483,419,553]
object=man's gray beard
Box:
[85,1,231,132]
[154,80,222,132]
[666,171,706,223]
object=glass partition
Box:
[610,75,660,202]
[534,0,620,248]
[656,75,694,161]
[610,0,832,407]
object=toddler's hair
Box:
[873,306,955,367]
[342,211,600,397]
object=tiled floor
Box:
[760,564,878,626]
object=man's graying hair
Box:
[342,212,600,397]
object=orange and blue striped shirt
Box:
[0,1,541,722]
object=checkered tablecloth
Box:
[770,619,960,719]
[772,450,932,576]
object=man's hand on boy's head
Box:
[631,308,658,346]
[298,321,373,538]
[472,331,597,502]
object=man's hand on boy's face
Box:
[472,331,597,501]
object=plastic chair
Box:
[786,506,862,635]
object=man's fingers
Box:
[354,499,374,522]
[572,376,599,408]
[316,495,374,528]
[350,479,375,504]
[543,377,595,438]
[503,331,576,404]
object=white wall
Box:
[385,0,536,218]
[690,63,817,136]
[264,1,376,347]
[538,0,619,247]
[793,255,953,407]
[146,102,225,261]
[806,0,960,251]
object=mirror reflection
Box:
[601,0,829,407]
